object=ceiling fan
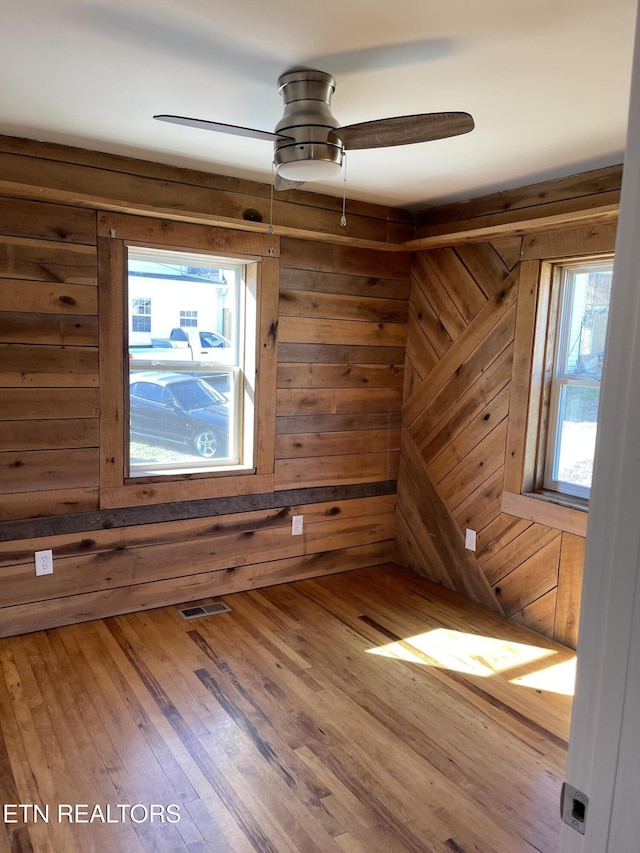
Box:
[154,68,474,191]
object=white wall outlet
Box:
[292,515,304,536]
[465,528,477,551]
[35,549,53,576]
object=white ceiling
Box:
[1,0,636,210]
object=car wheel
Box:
[194,430,219,458]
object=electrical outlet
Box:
[35,549,53,576]
[292,515,304,536]
[464,528,477,551]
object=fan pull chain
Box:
[340,153,347,227]
[268,162,275,235]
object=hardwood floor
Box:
[0,563,573,853]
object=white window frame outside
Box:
[131,297,152,333]
[179,309,198,328]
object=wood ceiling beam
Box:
[0,135,623,249]
[407,165,622,249]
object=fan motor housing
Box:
[274,69,344,179]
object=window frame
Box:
[543,259,612,499]
[126,246,250,478]
[98,214,279,508]
[131,296,152,333]
[502,242,615,536]
[179,309,198,328]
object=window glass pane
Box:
[130,371,235,467]
[131,297,152,336]
[560,268,612,380]
[127,246,249,477]
[179,310,198,328]
[554,385,600,491]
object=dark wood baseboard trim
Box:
[0,480,397,541]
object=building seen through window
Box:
[126,247,255,478]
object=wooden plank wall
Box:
[0,199,101,520]
[397,236,597,649]
[0,182,409,637]
[275,238,408,490]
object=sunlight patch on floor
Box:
[366,628,575,694]
[509,656,576,696]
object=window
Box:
[543,260,613,499]
[99,216,277,505]
[127,246,256,478]
[179,310,198,328]
[131,297,151,333]
[524,257,614,503]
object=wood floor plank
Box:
[0,564,571,852]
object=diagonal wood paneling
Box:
[396,239,589,649]
[397,432,500,611]
[494,535,561,617]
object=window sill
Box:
[501,490,588,537]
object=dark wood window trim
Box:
[98,214,279,508]
[503,225,617,530]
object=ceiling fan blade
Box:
[153,114,293,142]
[274,173,306,191]
[333,112,474,150]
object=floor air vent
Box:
[178,602,232,620]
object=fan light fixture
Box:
[275,142,343,181]
[277,158,342,181]
[273,71,344,182]
[153,66,475,192]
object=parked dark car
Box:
[130,372,230,458]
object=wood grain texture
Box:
[410,167,621,249]
[279,268,410,300]
[554,533,586,648]
[503,261,541,493]
[255,255,279,475]
[278,342,406,365]
[276,387,403,416]
[0,235,97,283]
[0,388,99,420]
[0,199,407,627]
[398,432,500,612]
[280,238,410,278]
[501,492,588,537]
[0,145,411,248]
[0,483,396,542]
[0,279,97,315]
[0,513,395,608]
[0,133,410,222]
[0,495,396,565]
[409,259,454,357]
[0,343,98,387]
[279,289,408,324]
[277,363,404,389]
[279,316,407,347]
[0,489,99,522]
[275,429,401,459]
[521,222,617,259]
[0,311,98,346]
[0,196,97,244]
[0,419,99,451]
[416,165,622,226]
[0,449,99,495]
[398,228,601,649]
[0,544,395,638]
[494,536,561,617]
[275,452,400,490]
[0,563,573,851]
[511,587,557,637]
